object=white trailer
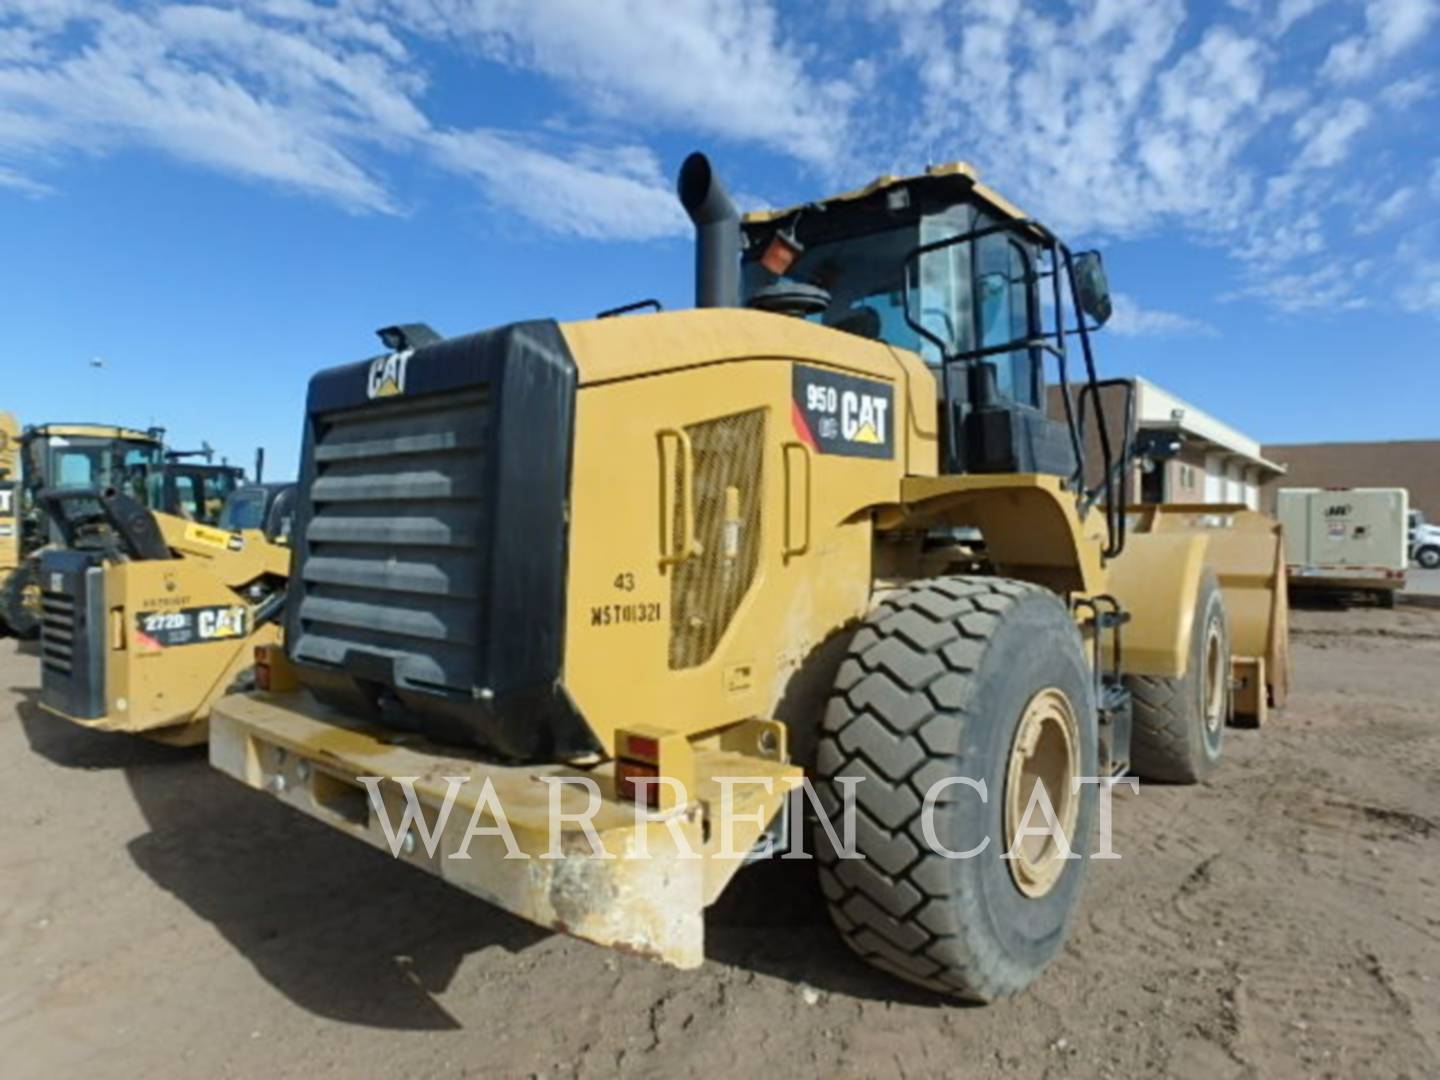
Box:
[1277,487,1408,606]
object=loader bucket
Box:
[1128,504,1290,724]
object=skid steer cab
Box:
[208,152,1289,1002]
[37,486,289,745]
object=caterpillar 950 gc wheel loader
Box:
[35,487,289,745]
[206,153,1288,1001]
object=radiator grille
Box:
[41,590,75,676]
[668,408,766,670]
[292,388,492,694]
[38,551,106,720]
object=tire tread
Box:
[815,575,1052,1001]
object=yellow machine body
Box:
[210,304,1281,964]
[39,512,288,744]
[1128,503,1290,723]
[0,411,19,590]
[207,154,1291,982]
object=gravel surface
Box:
[2,602,1437,1078]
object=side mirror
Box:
[1073,250,1112,326]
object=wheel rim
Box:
[1004,687,1081,899]
[1202,620,1225,738]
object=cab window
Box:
[975,235,1040,407]
[220,490,266,531]
[172,475,201,521]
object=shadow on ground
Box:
[14,684,942,1021]
[705,854,949,1007]
[17,695,547,1030]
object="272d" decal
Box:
[136,605,247,649]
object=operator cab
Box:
[20,424,166,546]
[737,164,1116,490]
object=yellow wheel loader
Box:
[207,153,1288,1000]
[34,487,289,745]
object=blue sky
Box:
[1,0,1437,480]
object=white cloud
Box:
[1223,261,1372,311]
[0,1,688,236]
[1231,0,1333,33]
[1274,0,1330,33]
[0,4,416,213]
[0,164,53,197]
[1292,98,1372,169]
[0,0,1435,317]
[430,130,687,240]
[1107,293,1219,337]
[1355,185,1417,233]
[1392,240,1440,313]
[374,0,854,166]
[1322,0,1438,82]
[1380,73,1436,107]
[1398,265,1440,313]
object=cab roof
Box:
[24,422,160,443]
[740,161,1048,241]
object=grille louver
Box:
[41,590,75,676]
[283,319,593,761]
[293,388,492,694]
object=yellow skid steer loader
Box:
[36,487,289,745]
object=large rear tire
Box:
[813,576,1098,1001]
[1126,570,1228,783]
[0,557,40,639]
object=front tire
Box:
[1417,546,1440,570]
[813,576,1098,1001]
[1126,570,1228,783]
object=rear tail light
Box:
[616,760,661,807]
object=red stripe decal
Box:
[791,400,818,451]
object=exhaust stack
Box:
[677,152,740,309]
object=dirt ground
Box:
[2,601,1438,1079]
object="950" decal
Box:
[791,364,894,459]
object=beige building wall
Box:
[1261,440,1440,522]
[1046,379,1279,506]
[1162,446,1208,503]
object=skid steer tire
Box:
[1126,570,1228,784]
[0,557,40,640]
[813,576,1098,1002]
